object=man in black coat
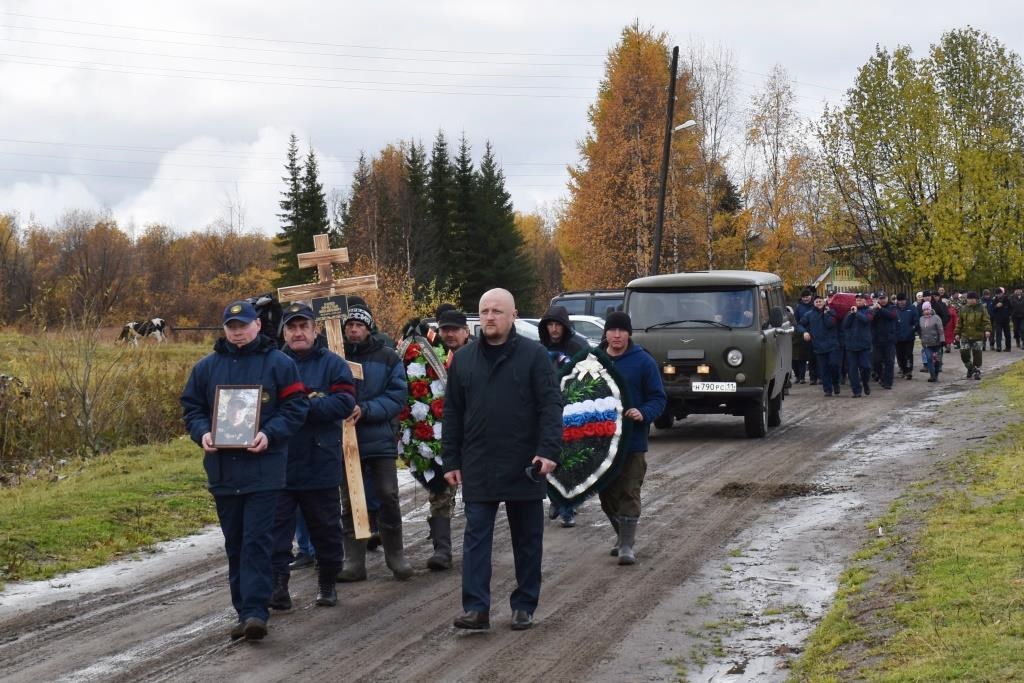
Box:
[442,288,563,631]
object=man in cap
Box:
[870,292,899,389]
[181,300,309,641]
[793,288,818,385]
[267,303,356,611]
[990,286,1012,352]
[421,308,473,571]
[797,294,841,396]
[953,292,992,380]
[443,288,563,631]
[338,305,413,581]
[599,311,667,564]
[842,293,875,398]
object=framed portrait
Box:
[212,385,263,448]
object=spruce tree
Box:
[405,139,435,287]
[274,133,303,286]
[427,131,457,285]
[463,141,536,311]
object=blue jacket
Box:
[605,342,667,454]
[842,306,875,351]
[345,335,408,459]
[896,304,919,342]
[181,335,309,495]
[871,303,899,345]
[282,337,357,489]
[798,307,839,353]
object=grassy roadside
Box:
[0,437,216,589]
[791,365,1024,681]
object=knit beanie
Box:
[604,311,633,334]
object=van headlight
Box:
[725,348,743,367]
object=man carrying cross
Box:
[337,303,414,581]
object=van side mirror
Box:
[769,307,785,328]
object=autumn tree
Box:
[515,209,562,315]
[817,27,1024,290]
[557,24,701,289]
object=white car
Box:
[569,315,606,345]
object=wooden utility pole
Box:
[279,234,378,539]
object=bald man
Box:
[442,288,563,631]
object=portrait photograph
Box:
[212,385,262,448]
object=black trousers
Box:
[271,487,344,574]
[994,320,1012,350]
[895,340,916,374]
[461,499,544,614]
[341,457,402,536]
[214,489,279,622]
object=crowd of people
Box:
[181,289,666,641]
[791,286,1020,395]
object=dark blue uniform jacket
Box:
[798,308,840,353]
[896,305,920,342]
[344,335,408,458]
[181,334,309,496]
[282,336,357,489]
[871,303,900,345]
[842,307,875,351]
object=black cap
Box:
[877,291,888,299]
[347,295,368,309]
[922,289,933,297]
[604,311,633,334]
[344,306,374,328]
[281,302,315,325]
[966,291,979,300]
[896,292,907,301]
[437,309,468,329]
[801,287,814,297]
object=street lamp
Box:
[650,46,699,276]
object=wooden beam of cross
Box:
[279,234,378,540]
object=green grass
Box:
[791,364,1024,681]
[0,437,217,589]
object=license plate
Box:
[691,381,736,392]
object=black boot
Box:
[337,534,367,582]
[426,516,453,571]
[269,572,292,610]
[617,516,639,565]
[380,526,414,580]
[315,565,338,607]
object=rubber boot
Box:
[315,565,338,607]
[380,527,414,580]
[607,513,620,557]
[366,511,381,552]
[269,572,292,610]
[426,516,453,571]
[337,535,367,582]
[617,516,639,566]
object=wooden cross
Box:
[279,234,378,540]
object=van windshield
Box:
[629,288,755,329]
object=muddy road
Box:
[1,353,1017,683]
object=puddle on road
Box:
[593,385,968,682]
[682,387,967,682]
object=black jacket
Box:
[441,328,563,502]
[538,305,588,366]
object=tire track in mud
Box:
[0,359,1010,682]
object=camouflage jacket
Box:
[954,303,991,341]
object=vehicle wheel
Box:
[744,396,768,438]
[767,392,782,427]
[653,413,674,430]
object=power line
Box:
[0,138,573,166]
[4,58,593,99]
[5,37,601,80]
[0,23,604,68]
[0,151,567,177]
[0,166,570,188]
[1,52,594,91]
[1,10,607,58]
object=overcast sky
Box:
[1,1,1021,236]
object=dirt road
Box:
[1,353,1017,682]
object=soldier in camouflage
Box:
[953,291,992,380]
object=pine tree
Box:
[449,133,475,293]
